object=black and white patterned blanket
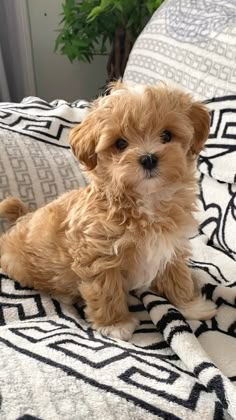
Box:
[0,96,235,420]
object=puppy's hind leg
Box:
[79,269,139,341]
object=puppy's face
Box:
[70,82,210,196]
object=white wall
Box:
[0,0,36,102]
[27,0,107,102]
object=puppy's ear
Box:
[188,102,210,156]
[69,114,98,170]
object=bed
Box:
[0,1,236,419]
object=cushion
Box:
[199,95,236,183]
[0,97,89,233]
[124,0,236,100]
[197,95,236,258]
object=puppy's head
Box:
[69,82,210,196]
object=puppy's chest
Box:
[126,233,175,291]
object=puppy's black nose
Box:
[139,154,158,170]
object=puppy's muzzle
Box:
[139,154,158,171]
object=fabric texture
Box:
[123,0,236,100]
[197,95,236,258]
[0,97,89,233]
[0,96,236,419]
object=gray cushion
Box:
[124,0,236,100]
[0,96,89,232]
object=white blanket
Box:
[0,96,235,420]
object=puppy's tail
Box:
[0,197,28,222]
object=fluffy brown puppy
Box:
[0,82,216,340]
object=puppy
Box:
[0,82,216,341]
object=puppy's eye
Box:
[160,130,172,143]
[115,138,128,151]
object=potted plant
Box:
[55,0,164,83]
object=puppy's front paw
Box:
[96,317,139,341]
[178,295,217,321]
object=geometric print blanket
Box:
[0,96,236,420]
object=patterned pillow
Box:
[197,95,236,258]
[0,97,89,233]
[124,0,236,100]
[199,95,236,183]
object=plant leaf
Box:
[54,0,165,65]
[87,6,103,21]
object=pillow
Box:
[197,95,236,258]
[199,95,236,183]
[0,97,89,233]
[124,0,236,100]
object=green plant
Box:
[55,0,164,82]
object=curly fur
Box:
[0,82,216,340]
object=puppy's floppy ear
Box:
[69,113,98,170]
[188,102,210,156]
